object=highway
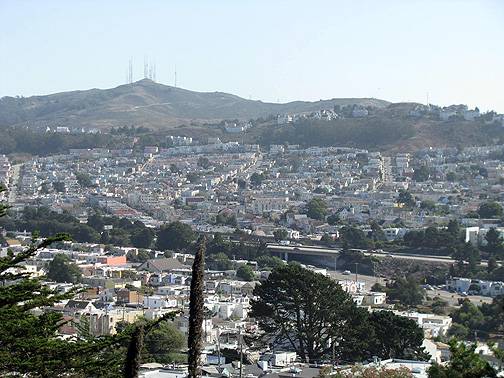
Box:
[266,243,488,266]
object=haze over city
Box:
[1,0,504,112]
[1,2,504,377]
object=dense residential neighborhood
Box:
[1,131,504,377]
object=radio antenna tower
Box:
[128,58,133,84]
[144,56,148,79]
[174,66,177,87]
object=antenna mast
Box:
[128,58,133,83]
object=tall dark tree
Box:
[397,189,415,208]
[484,227,504,256]
[0,227,122,375]
[188,236,206,377]
[370,221,387,242]
[413,165,431,182]
[47,253,82,283]
[251,264,365,362]
[156,221,196,251]
[131,227,154,249]
[386,276,425,306]
[124,313,177,378]
[306,197,328,220]
[273,229,288,241]
[478,201,503,219]
[368,311,427,360]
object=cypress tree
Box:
[188,236,206,377]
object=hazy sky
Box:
[1,1,503,111]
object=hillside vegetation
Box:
[257,108,502,151]
[0,79,388,130]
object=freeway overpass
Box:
[266,243,487,266]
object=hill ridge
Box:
[0,80,390,130]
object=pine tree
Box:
[0,186,126,376]
[188,236,206,377]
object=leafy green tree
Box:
[448,323,470,339]
[207,252,233,270]
[427,339,496,378]
[368,311,427,360]
[47,253,82,283]
[420,200,436,211]
[340,226,372,249]
[143,321,185,364]
[327,213,341,225]
[256,255,284,270]
[251,264,368,362]
[413,165,431,182]
[127,249,153,263]
[487,256,498,274]
[250,172,265,186]
[72,223,101,243]
[75,172,93,188]
[197,156,212,169]
[449,300,485,339]
[131,228,154,249]
[370,221,387,242]
[484,227,504,256]
[306,198,328,220]
[450,242,481,276]
[207,233,231,256]
[156,221,195,251]
[447,219,461,239]
[215,212,238,227]
[386,276,425,306]
[87,213,105,232]
[236,265,255,281]
[431,297,449,315]
[273,229,288,241]
[397,189,415,208]
[478,201,503,218]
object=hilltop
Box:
[0,79,388,130]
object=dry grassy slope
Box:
[0,79,389,130]
[387,120,495,152]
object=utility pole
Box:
[217,328,221,369]
[332,341,336,368]
[239,326,243,378]
[354,262,359,284]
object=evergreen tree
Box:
[251,264,369,362]
[188,236,206,377]
[47,253,82,283]
[156,221,195,251]
[427,340,496,378]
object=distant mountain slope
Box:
[0,79,389,129]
